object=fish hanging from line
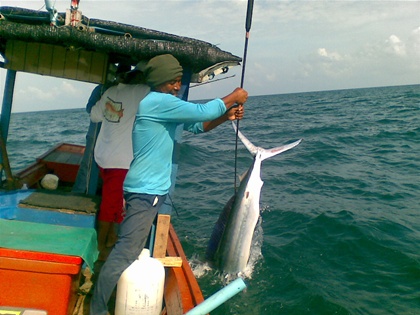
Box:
[206,121,302,274]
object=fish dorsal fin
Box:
[232,121,302,162]
[239,170,248,182]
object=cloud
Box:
[8,73,95,112]
[61,80,79,94]
[317,48,343,61]
[1,0,419,110]
[254,62,277,82]
[25,86,55,101]
[296,48,351,82]
[293,20,420,91]
[385,35,406,56]
[18,78,79,103]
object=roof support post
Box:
[0,69,16,143]
[0,69,16,183]
[0,70,16,189]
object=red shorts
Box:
[98,168,128,223]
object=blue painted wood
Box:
[0,70,16,142]
[0,70,16,182]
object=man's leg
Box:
[96,168,127,260]
[90,193,166,315]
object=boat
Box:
[0,1,243,314]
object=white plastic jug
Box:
[115,248,165,315]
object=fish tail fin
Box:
[231,121,259,156]
[231,121,302,161]
[260,139,302,162]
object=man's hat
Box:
[144,54,183,88]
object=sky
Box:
[0,0,419,113]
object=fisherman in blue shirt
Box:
[91,54,248,314]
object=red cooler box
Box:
[0,248,82,315]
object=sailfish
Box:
[206,122,302,274]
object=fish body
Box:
[207,122,301,274]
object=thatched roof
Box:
[0,6,241,83]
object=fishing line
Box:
[234,0,254,192]
[166,194,179,217]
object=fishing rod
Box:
[234,0,254,192]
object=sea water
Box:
[4,84,420,314]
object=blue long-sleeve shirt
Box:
[123,92,226,195]
[86,85,103,114]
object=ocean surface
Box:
[5,84,420,314]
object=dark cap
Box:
[145,54,183,87]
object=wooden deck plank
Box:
[43,150,83,165]
[153,214,171,259]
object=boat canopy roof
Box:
[0,6,241,84]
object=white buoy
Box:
[41,174,59,190]
[115,248,165,315]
